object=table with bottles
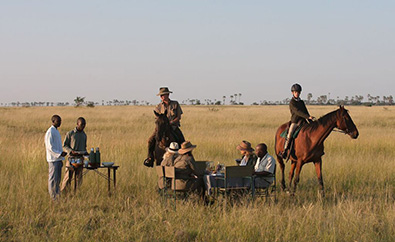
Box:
[67,147,119,196]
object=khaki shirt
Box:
[173,154,197,190]
[154,100,183,127]
[173,154,197,179]
[161,154,178,166]
[63,128,87,154]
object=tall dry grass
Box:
[0,105,394,241]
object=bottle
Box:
[95,147,101,166]
[89,148,95,164]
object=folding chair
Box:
[216,166,254,205]
[194,161,208,176]
[155,165,166,203]
[253,166,277,203]
[164,166,191,210]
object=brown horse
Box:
[145,110,177,167]
[275,106,359,196]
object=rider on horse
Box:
[148,87,185,151]
[281,83,315,159]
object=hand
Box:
[309,116,316,121]
[71,151,78,155]
[61,152,67,157]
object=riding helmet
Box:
[291,83,302,92]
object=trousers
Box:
[48,161,63,200]
[286,123,298,140]
[61,159,83,193]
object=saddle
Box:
[280,124,303,139]
[280,121,306,161]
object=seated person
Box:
[158,142,179,189]
[161,142,179,166]
[236,140,257,167]
[173,141,204,196]
[254,143,276,188]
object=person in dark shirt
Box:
[60,117,88,193]
[281,84,315,158]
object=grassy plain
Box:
[0,105,394,241]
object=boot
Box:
[281,138,291,159]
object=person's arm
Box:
[170,103,182,125]
[254,171,272,176]
[63,131,73,155]
[84,134,87,153]
[188,156,198,178]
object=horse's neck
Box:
[309,113,337,146]
[158,126,172,145]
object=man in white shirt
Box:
[254,143,276,188]
[45,115,67,200]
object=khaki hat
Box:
[157,87,173,96]
[165,142,179,154]
[236,140,254,152]
[178,141,197,154]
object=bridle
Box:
[334,110,353,135]
[156,117,171,148]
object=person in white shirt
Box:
[44,115,67,200]
[254,143,276,188]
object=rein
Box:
[333,128,347,134]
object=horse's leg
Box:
[288,162,296,191]
[314,158,325,198]
[147,131,156,160]
[292,161,304,194]
[277,157,286,191]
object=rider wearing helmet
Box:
[281,83,315,159]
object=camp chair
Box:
[215,165,254,205]
[252,166,277,203]
[194,161,209,176]
[164,166,192,210]
[155,165,166,203]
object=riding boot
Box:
[281,138,291,159]
[281,123,297,159]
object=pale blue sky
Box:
[0,1,394,104]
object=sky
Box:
[0,1,394,105]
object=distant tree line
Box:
[252,93,393,106]
[181,93,244,105]
[1,93,393,107]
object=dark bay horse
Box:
[275,106,359,196]
[145,110,177,167]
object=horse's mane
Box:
[302,109,339,132]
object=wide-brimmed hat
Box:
[178,141,197,154]
[236,140,254,152]
[165,142,179,154]
[157,87,173,96]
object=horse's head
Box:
[154,110,170,145]
[336,106,359,139]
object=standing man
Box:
[45,115,67,200]
[146,87,185,165]
[61,117,87,193]
[254,143,276,188]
